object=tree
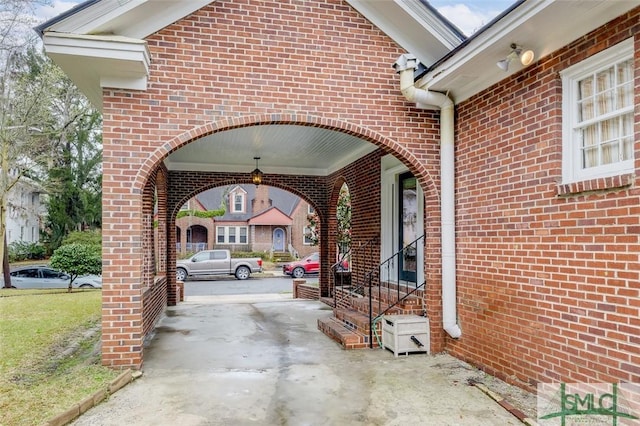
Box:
[43,108,102,250]
[49,243,101,292]
[2,2,101,287]
[306,183,351,251]
[1,1,57,287]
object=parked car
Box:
[176,249,263,281]
[8,266,102,289]
[283,252,349,278]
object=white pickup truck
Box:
[176,249,263,281]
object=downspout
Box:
[393,53,462,339]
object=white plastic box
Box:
[382,315,430,357]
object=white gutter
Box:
[393,53,462,339]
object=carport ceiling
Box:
[163,124,378,176]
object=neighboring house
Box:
[174,197,212,255]
[6,176,45,245]
[38,0,640,394]
[176,184,316,259]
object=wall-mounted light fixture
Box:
[496,43,535,71]
[251,156,263,186]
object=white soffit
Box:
[420,0,640,103]
[346,0,463,67]
[43,33,150,109]
[39,0,214,39]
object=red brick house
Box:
[38,0,640,392]
[175,184,316,258]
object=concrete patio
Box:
[72,296,535,425]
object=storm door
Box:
[399,172,418,283]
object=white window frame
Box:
[561,39,634,184]
[231,190,246,213]
[307,205,315,215]
[216,226,248,244]
[379,155,424,285]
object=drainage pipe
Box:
[392,53,462,339]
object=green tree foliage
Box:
[306,183,351,249]
[176,208,225,219]
[8,240,45,261]
[49,243,101,292]
[1,2,58,286]
[43,108,102,251]
[1,2,101,286]
[62,230,102,247]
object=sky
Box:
[36,0,516,37]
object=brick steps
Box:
[273,253,295,262]
[317,317,370,349]
[318,284,425,350]
[334,308,376,334]
[319,296,334,307]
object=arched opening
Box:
[106,116,440,369]
[186,225,208,253]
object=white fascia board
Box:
[43,33,150,109]
[394,0,463,49]
[346,0,460,66]
[42,0,147,34]
[44,33,150,70]
[45,0,214,40]
[418,0,640,102]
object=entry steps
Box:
[318,284,425,350]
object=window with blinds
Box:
[561,39,634,183]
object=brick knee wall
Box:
[293,279,320,300]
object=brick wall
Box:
[293,279,320,300]
[327,151,384,288]
[291,200,316,258]
[450,9,639,388]
[103,0,438,368]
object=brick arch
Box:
[135,114,438,203]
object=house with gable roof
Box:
[37,0,640,392]
[176,184,316,259]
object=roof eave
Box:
[415,0,640,104]
[43,32,151,110]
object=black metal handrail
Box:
[368,233,426,348]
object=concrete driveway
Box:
[72,295,531,425]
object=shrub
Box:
[50,243,102,292]
[62,230,102,247]
[8,241,46,262]
[231,251,270,260]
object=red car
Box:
[282,252,348,278]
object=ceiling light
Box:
[496,43,535,71]
[251,156,263,186]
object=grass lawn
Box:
[0,289,120,426]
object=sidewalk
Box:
[72,296,535,425]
